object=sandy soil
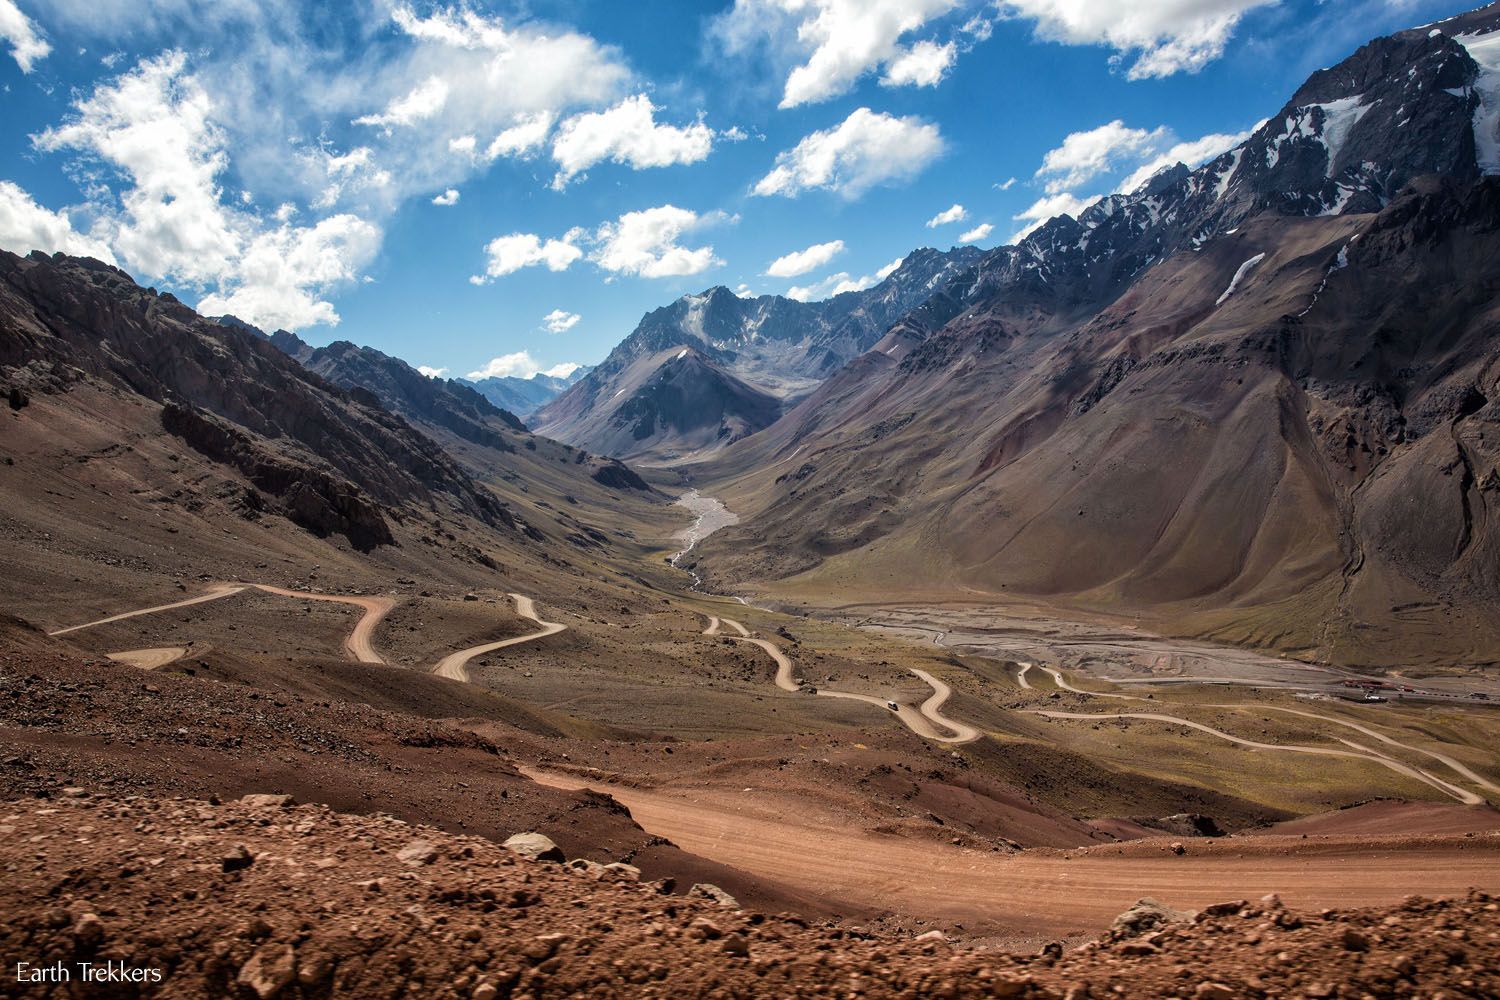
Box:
[523,764,1500,943]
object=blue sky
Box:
[0,0,1473,380]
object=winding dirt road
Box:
[522,764,1500,940]
[1030,663,1495,805]
[703,614,979,744]
[1034,710,1483,805]
[49,584,245,636]
[432,594,567,683]
[248,585,393,664]
[50,582,394,665]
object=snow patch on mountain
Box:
[1457,30,1500,174]
[1217,253,1267,306]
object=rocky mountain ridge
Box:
[0,251,518,550]
[532,246,983,463]
[686,4,1500,670]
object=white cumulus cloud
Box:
[417,365,448,378]
[958,222,994,244]
[550,94,714,188]
[786,254,906,301]
[472,205,724,283]
[766,239,845,278]
[1032,119,1254,203]
[1010,191,1099,242]
[881,39,957,88]
[714,0,966,108]
[0,0,49,72]
[925,203,967,227]
[431,188,459,206]
[1035,120,1168,195]
[33,50,379,331]
[1115,129,1252,193]
[543,309,581,334]
[590,205,722,278]
[998,0,1277,79]
[0,181,116,262]
[465,351,579,380]
[470,233,584,284]
[353,75,450,132]
[754,108,944,200]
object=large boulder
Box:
[504,832,565,863]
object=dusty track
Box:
[1033,664,1497,804]
[1034,711,1484,805]
[105,647,187,669]
[247,584,393,664]
[48,582,394,665]
[523,765,1500,939]
[48,584,245,636]
[703,615,979,744]
[432,594,567,683]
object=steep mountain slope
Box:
[688,6,1500,671]
[0,251,521,552]
[0,249,681,643]
[257,330,652,504]
[533,247,982,464]
[465,367,592,421]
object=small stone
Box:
[689,883,740,908]
[689,917,724,940]
[1118,941,1160,956]
[222,844,255,872]
[60,787,88,798]
[472,984,498,1000]
[1170,841,1186,855]
[38,908,70,929]
[504,832,564,863]
[1111,898,1194,939]
[1342,928,1369,951]
[523,933,569,962]
[238,942,296,999]
[296,953,332,986]
[1194,983,1234,1000]
[396,839,439,866]
[74,913,105,947]
[239,794,294,809]
[721,933,750,957]
[603,862,642,881]
[915,930,947,943]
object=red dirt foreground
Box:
[1,794,1497,999]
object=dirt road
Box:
[703,615,978,744]
[105,647,187,669]
[1034,710,1484,805]
[522,765,1500,941]
[48,584,245,635]
[1033,665,1496,804]
[433,593,567,683]
[248,585,393,664]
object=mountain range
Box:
[464,367,593,422]
[669,4,1500,670]
[532,247,983,463]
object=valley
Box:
[5,4,1500,996]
